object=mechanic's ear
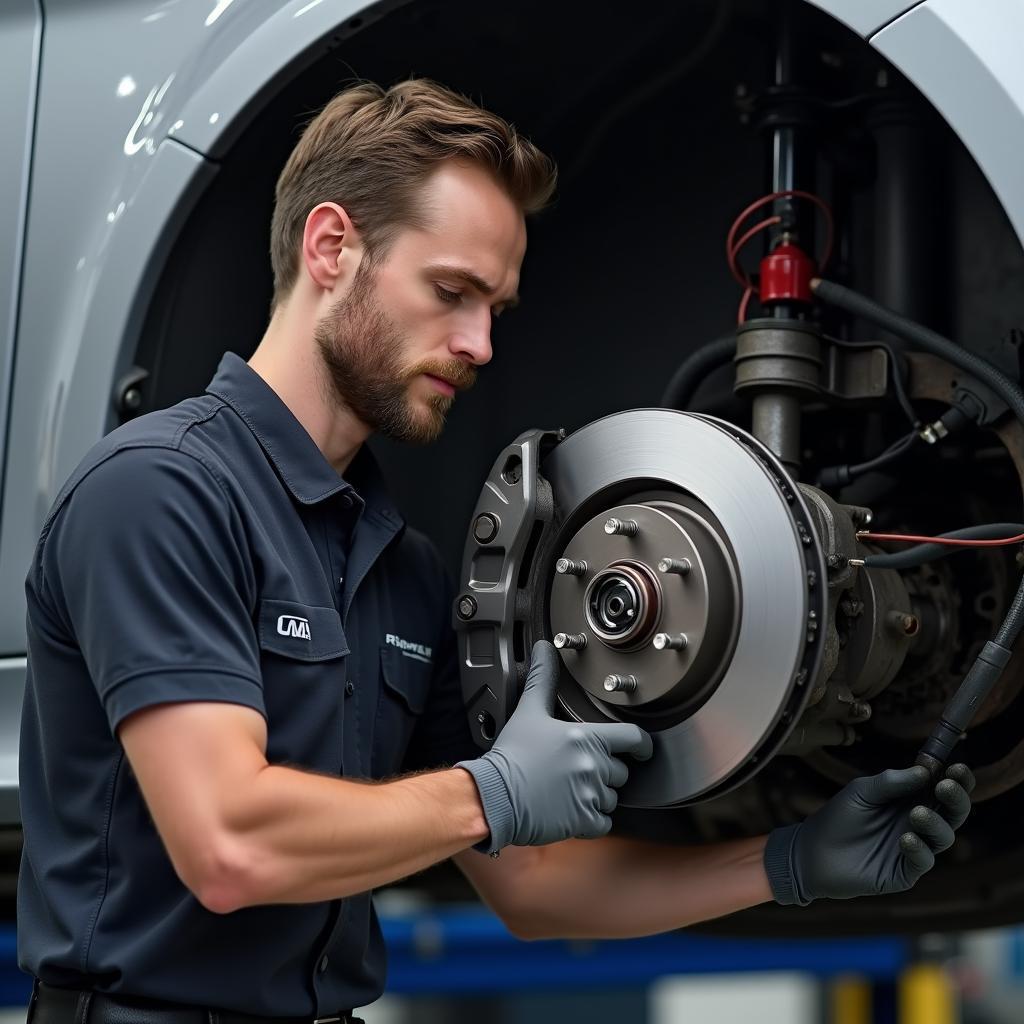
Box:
[301,201,364,293]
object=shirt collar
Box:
[205,351,402,526]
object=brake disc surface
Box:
[540,409,825,805]
[453,409,826,807]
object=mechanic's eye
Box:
[434,284,461,304]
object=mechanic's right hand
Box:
[457,640,653,854]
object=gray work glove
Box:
[458,640,653,854]
[764,763,974,906]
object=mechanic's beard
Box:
[314,269,475,444]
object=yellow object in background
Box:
[899,962,958,1024]
[829,974,871,1024]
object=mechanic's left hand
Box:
[764,762,975,906]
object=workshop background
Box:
[4,0,1024,1022]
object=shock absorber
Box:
[730,0,829,477]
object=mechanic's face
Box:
[314,159,526,444]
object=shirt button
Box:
[344,680,355,697]
[318,955,329,974]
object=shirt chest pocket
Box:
[257,599,350,769]
[371,643,434,776]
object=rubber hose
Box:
[862,523,1024,570]
[660,336,736,410]
[812,278,1024,647]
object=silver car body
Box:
[2,0,1024,826]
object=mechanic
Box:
[17,78,974,1024]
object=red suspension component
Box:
[759,241,815,305]
[725,189,834,322]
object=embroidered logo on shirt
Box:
[385,633,433,664]
[277,615,311,640]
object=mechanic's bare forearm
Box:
[202,765,488,912]
[464,833,772,940]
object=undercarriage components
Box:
[810,279,1024,777]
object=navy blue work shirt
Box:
[17,352,478,1017]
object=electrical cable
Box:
[817,430,919,489]
[726,190,834,286]
[811,277,1024,775]
[854,524,1024,571]
[737,287,755,326]
[726,190,834,324]
[848,430,919,475]
[728,215,783,289]
[858,526,1024,549]
[660,335,736,410]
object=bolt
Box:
[826,553,846,570]
[556,557,588,577]
[605,517,639,537]
[473,513,500,544]
[657,557,692,576]
[553,632,587,651]
[851,701,873,722]
[456,595,478,620]
[122,387,142,411]
[604,674,638,694]
[653,632,688,651]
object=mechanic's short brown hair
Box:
[269,78,557,311]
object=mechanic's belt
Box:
[30,982,364,1024]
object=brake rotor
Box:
[539,409,826,806]
[453,410,826,808]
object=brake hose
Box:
[855,523,1024,570]
[660,335,736,409]
[812,277,1024,776]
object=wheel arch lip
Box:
[22,0,407,490]
[802,0,922,38]
[163,0,413,159]
[0,0,406,656]
[809,0,1024,253]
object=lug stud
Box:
[553,632,587,651]
[604,518,639,537]
[556,557,588,576]
[657,557,692,576]
[604,673,638,693]
[653,632,688,651]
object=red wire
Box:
[857,531,1024,548]
[728,215,782,288]
[737,287,754,325]
[725,189,835,293]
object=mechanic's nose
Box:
[450,325,493,367]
